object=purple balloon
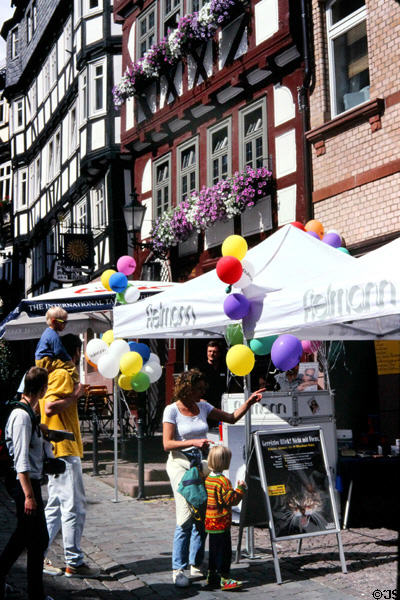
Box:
[271,334,303,371]
[307,230,320,240]
[322,232,341,248]
[223,293,251,321]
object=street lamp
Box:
[123,189,148,247]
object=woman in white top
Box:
[0,367,55,600]
[163,369,264,588]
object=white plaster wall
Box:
[127,21,136,61]
[141,197,153,239]
[114,116,120,143]
[80,127,87,156]
[126,96,134,130]
[141,159,152,193]
[19,213,28,235]
[277,184,296,225]
[86,16,103,45]
[275,129,296,178]
[91,120,105,150]
[274,85,295,126]
[113,55,122,85]
[255,0,279,45]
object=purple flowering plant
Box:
[150,166,272,254]
[113,0,247,107]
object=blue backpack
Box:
[178,466,207,520]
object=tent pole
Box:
[244,370,255,557]
[112,379,119,503]
[183,338,188,371]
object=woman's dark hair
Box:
[23,367,48,396]
[61,333,82,358]
[173,369,207,403]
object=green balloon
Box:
[116,292,127,304]
[131,371,150,392]
[225,323,244,346]
[338,247,350,255]
[249,335,278,356]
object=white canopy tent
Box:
[113,224,355,340]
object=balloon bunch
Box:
[216,235,257,377]
[101,255,141,304]
[291,220,350,254]
[85,330,162,392]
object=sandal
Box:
[220,576,243,590]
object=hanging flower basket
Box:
[150,165,272,254]
[113,0,248,107]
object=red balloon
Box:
[291,221,305,231]
[216,256,243,285]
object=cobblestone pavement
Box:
[0,475,398,600]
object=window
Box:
[35,156,41,197]
[0,163,11,203]
[177,138,198,202]
[55,131,61,172]
[162,0,182,37]
[18,169,28,208]
[89,59,106,115]
[28,82,37,118]
[137,4,157,58]
[207,120,231,186]
[75,198,87,230]
[29,162,35,204]
[153,155,171,219]
[46,229,56,271]
[48,139,55,182]
[11,27,18,60]
[69,105,77,153]
[326,0,369,116]
[189,0,205,11]
[239,99,267,170]
[0,96,7,125]
[32,2,37,31]
[80,70,88,122]
[27,10,33,43]
[65,18,72,54]
[83,0,102,14]
[91,181,107,231]
[13,99,25,132]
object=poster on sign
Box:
[253,427,339,539]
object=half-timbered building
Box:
[114,0,309,388]
[0,64,14,317]
[1,0,126,297]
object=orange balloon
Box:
[305,219,324,239]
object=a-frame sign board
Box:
[237,426,347,584]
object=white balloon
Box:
[108,339,130,359]
[97,353,120,379]
[142,362,163,383]
[124,285,140,304]
[148,352,160,364]
[85,338,109,365]
[235,259,255,290]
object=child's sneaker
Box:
[220,576,243,590]
[205,570,219,587]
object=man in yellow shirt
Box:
[40,334,98,579]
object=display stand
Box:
[237,427,347,584]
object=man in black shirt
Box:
[199,341,227,427]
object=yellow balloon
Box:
[102,329,114,345]
[118,374,133,390]
[119,351,143,376]
[222,235,248,261]
[226,345,255,377]
[101,269,116,291]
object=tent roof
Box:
[113,225,355,339]
[0,280,178,341]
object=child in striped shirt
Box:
[205,445,247,591]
